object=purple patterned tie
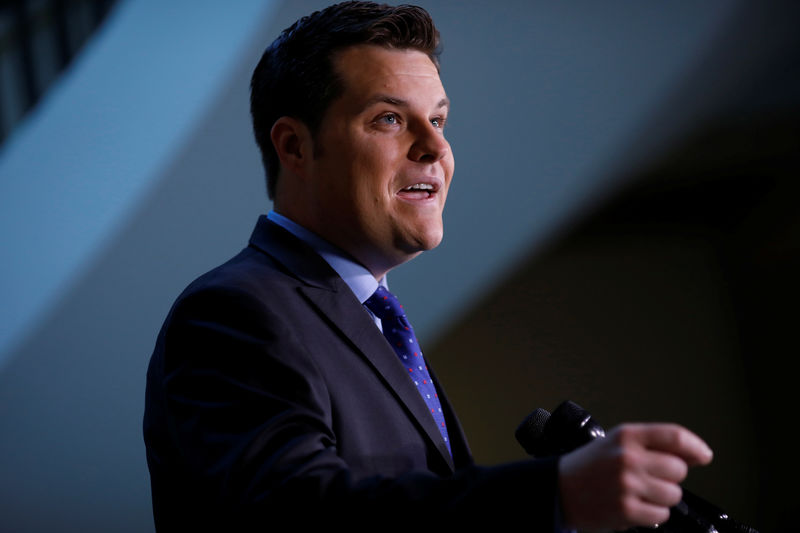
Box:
[365,286,451,455]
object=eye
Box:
[379,113,398,125]
[431,116,446,129]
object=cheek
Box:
[359,139,403,180]
[444,153,455,182]
[350,184,383,226]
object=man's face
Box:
[306,45,454,279]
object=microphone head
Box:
[514,408,550,456]
[543,400,605,455]
[517,400,606,457]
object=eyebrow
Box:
[362,94,450,113]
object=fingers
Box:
[629,423,714,466]
[558,422,713,532]
[623,498,672,529]
[644,451,689,483]
[638,474,684,507]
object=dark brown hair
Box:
[250,1,441,199]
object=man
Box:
[144,2,712,530]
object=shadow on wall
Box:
[432,111,800,533]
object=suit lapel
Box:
[300,283,455,472]
[249,216,456,472]
[427,364,473,468]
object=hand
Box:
[557,423,713,532]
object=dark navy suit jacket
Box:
[144,216,558,530]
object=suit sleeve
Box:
[144,284,560,530]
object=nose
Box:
[408,121,450,164]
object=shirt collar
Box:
[266,211,386,303]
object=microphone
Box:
[515,400,604,457]
[516,401,758,533]
[514,407,551,455]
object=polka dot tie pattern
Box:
[365,286,451,456]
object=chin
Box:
[405,227,444,253]
[422,232,444,251]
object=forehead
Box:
[331,45,446,108]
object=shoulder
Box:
[182,245,295,302]
[173,215,319,314]
[148,243,325,390]
[162,245,303,344]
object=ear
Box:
[270,117,313,178]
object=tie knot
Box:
[365,286,405,320]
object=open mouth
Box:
[397,182,438,200]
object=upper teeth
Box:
[406,183,433,190]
